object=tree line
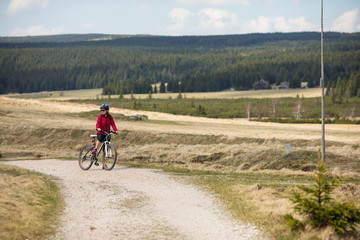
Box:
[0,32,360,95]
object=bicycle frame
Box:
[96,138,112,158]
[79,130,117,171]
[92,131,115,158]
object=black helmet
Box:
[100,104,109,110]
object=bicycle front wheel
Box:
[79,145,93,170]
[102,143,117,171]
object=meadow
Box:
[19,87,357,121]
[1,88,360,239]
[0,164,63,240]
[72,94,360,120]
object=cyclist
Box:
[92,104,118,156]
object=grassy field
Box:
[72,96,360,120]
[0,163,63,240]
[8,88,103,100]
[166,167,360,240]
[9,87,321,100]
[1,88,360,239]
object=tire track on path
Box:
[6,160,265,240]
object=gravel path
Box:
[6,160,264,240]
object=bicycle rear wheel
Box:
[102,143,117,171]
[79,145,94,170]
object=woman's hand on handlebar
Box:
[96,129,117,135]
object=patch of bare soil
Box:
[6,160,265,240]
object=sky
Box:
[0,0,359,37]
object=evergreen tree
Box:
[285,149,360,234]
[348,72,360,97]
[160,81,166,93]
[1,32,360,94]
[335,77,346,103]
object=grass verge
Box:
[124,163,360,240]
[0,163,63,240]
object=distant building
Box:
[253,78,271,90]
[301,82,308,88]
[279,81,289,89]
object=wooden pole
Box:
[321,0,325,161]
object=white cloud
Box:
[164,8,193,34]
[244,16,271,33]
[197,9,238,30]
[331,8,359,32]
[7,0,49,15]
[163,8,239,35]
[175,0,250,6]
[169,7,193,23]
[242,16,317,33]
[287,17,317,31]
[10,25,64,36]
[162,7,317,35]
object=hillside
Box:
[1,32,360,47]
[1,32,360,94]
[0,34,132,43]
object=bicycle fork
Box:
[104,143,113,158]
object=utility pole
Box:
[321,0,325,161]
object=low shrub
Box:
[326,203,360,234]
[283,214,304,231]
[285,149,360,234]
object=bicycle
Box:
[78,130,117,171]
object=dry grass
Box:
[0,164,63,240]
[9,87,321,100]
[142,88,322,99]
[8,88,103,100]
[158,168,360,240]
[1,90,359,240]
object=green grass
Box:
[72,96,360,120]
[252,118,360,124]
[146,119,184,125]
[125,163,360,186]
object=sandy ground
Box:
[6,160,264,240]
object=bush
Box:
[326,203,360,234]
[284,214,304,231]
[285,149,360,234]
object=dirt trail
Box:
[6,160,264,240]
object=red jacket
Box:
[96,114,117,134]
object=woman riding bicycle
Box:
[92,104,118,155]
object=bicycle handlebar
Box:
[98,130,117,135]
